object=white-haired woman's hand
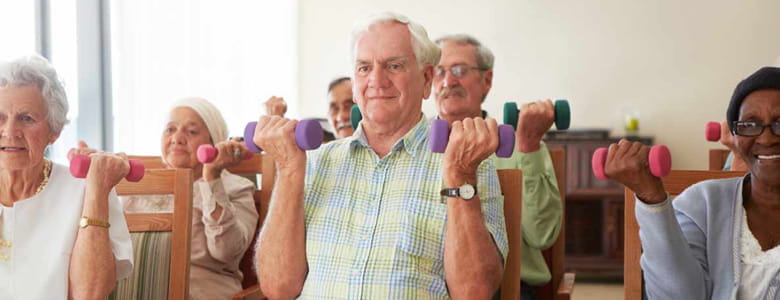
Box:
[68,140,99,160]
[85,152,130,194]
[202,137,250,181]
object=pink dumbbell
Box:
[705,121,721,141]
[197,144,253,164]
[591,145,671,180]
[69,154,145,182]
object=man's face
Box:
[433,41,492,121]
[352,22,433,130]
[327,80,354,139]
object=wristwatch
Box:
[79,216,110,229]
[440,183,477,200]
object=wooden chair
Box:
[108,168,194,300]
[623,170,745,300]
[708,149,731,171]
[499,169,524,299]
[534,148,575,300]
[128,154,276,289]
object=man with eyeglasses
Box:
[433,34,562,300]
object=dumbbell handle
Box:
[243,119,324,153]
[197,144,254,164]
[591,145,671,180]
[69,154,145,182]
[429,119,516,158]
[705,121,721,142]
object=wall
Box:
[296,0,780,169]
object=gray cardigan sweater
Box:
[635,176,780,299]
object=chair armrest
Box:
[232,284,266,300]
[555,272,576,300]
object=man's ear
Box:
[482,69,493,103]
[422,64,434,99]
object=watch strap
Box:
[440,188,460,198]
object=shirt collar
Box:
[349,114,429,158]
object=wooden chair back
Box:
[623,170,745,299]
[127,154,276,288]
[534,148,575,300]
[110,168,194,300]
[230,154,275,288]
[498,169,524,299]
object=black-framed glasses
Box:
[732,120,780,137]
[434,64,487,79]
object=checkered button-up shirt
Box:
[300,115,508,299]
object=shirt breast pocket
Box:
[397,197,447,262]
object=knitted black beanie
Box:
[726,67,780,132]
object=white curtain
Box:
[110,0,297,155]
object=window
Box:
[109,0,297,155]
[0,1,36,58]
[48,0,80,164]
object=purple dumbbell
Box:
[243,119,324,153]
[429,119,516,158]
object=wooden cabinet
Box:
[545,134,652,280]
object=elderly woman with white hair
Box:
[0,55,133,299]
[117,97,259,299]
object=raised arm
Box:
[603,139,710,298]
[200,139,259,262]
[513,99,563,248]
[69,153,130,299]
[253,116,308,299]
[443,118,505,299]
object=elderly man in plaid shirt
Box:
[253,12,509,300]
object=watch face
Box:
[459,184,476,200]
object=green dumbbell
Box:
[503,99,570,130]
[350,104,362,130]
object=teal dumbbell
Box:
[503,99,570,130]
[350,104,362,130]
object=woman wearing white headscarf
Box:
[120,97,259,299]
[0,55,133,299]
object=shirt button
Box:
[352,269,359,277]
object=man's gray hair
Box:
[350,12,441,70]
[435,34,495,70]
[0,55,69,134]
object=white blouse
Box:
[0,164,133,300]
[738,208,780,300]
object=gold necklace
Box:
[0,159,50,261]
[35,159,51,195]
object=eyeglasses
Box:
[434,64,487,79]
[732,120,780,137]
